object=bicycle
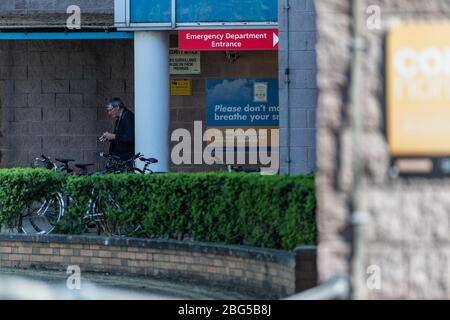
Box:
[24,152,158,237]
[131,154,159,174]
[226,165,261,173]
[226,164,278,175]
[20,156,68,235]
[55,153,131,237]
[91,152,158,236]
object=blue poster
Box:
[206,79,279,127]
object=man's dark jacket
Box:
[109,108,135,161]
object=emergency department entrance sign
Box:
[388,24,450,175]
[179,30,279,51]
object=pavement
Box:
[0,268,257,300]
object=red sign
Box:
[179,29,279,51]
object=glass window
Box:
[176,0,278,23]
[129,0,278,25]
[130,0,171,23]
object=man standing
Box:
[100,97,135,161]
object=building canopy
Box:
[116,0,278,29]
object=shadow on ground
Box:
[0,268,259,300]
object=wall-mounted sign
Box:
[171,79,192,96]
[170,49,201,74]
[206,79,279,154]
[206,78,279,127]
[179,29,279,51]
[388,24,450,156]
[254,82,268,102]
[388,24,450,176]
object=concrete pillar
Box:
[134,31,170,172]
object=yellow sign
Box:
[171,79,192,96]
[388,24,450,156]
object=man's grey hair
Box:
[106,97,125,109]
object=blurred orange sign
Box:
[388,24,450,156]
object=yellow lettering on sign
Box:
[388,24,450,155]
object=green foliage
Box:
[0,169,63,229]
[0,169,316,250]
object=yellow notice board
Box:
[171,79,192,96]
[388,24,450,156]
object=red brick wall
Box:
[0,234,300,299]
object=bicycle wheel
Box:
[93,194,142,237]
[130,167,144,174]
[21,193,64,235]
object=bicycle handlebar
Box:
[132,153,142,161]
[93,151,160,174]
[41,155,51,162]
[95,151,121,161]
[35,152,159,175]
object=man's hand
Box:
[100,132,116,142]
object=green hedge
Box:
[0,169,63,229]
[0,169,316,250]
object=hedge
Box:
[0,169,316,250]
[0,169,63,229]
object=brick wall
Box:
[0,39,134,169]
[316,0,450,299]
[0,234,309,299]
[278,0,318,175]
[0,37,277,171]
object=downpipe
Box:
[283,0,291,174]
[350,0,368,300]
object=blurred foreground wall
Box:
[316,0,450,299]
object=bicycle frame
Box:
[27,153,159,236]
